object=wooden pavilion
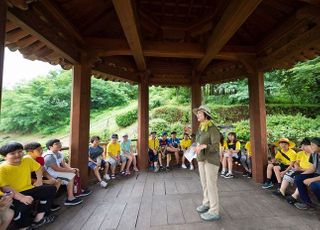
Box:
[1,0,320,185]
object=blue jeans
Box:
[295,173,320,204]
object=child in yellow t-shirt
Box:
[240,141,253,178]
[221,132,241,179]
[106,134,121,179]
[0,142,56,229]
[181,133,193,170]
[262,138,296,189]
[274,138,313,202]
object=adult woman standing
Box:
[193,105,221,221]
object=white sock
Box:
[222,168,226,173]
[228,170,232,174]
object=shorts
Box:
[283,170,302,184]
[88,159,106,169]
[273,163,288,171]
[55,172,76,185]
[148,149,158,162]
[224,153,239,159]
[120,155,127,163]
[107,157,119,168]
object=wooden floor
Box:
[46,169,320,230]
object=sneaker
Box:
[220,171,227,177]
[103,174,111,181]
[50,203,61,212]
[154,165,160,173]
[262,181,273,189]
[286,195,297,205]
[294,202,310,210]
[166,166,170,171]
[99,180,108,188]
[111,174,116,179]
[200,212,220,221]
[196,204,209,213]
[64,197,83,206]
[159,165,164,171]
[224,173,234,179]
[125,171,131,176]
[272,188,285,198]
[242,172,249,177]
[149,165,155,171]
[133,167,139,172]
[76,188,92,198]
[181,164,187,169]
[190,165,194,170]
[247,173,252,178]
[32,215,56,228]
[121,171,126,175]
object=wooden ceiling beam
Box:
[7,7,80,63]
[196,0,262,72]
[112,0,146,71]
[38,0,85,46]
[85,38,255,60]
[92,63,139,83]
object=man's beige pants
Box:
[198,160,219,215]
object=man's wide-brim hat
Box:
[274,138,295,149]
[193,105,213,119]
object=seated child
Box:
[181,133,193,170]
[221,132,241,179]
[240,141,253,178]
[0,188,14,230]
[24,142,62,211]
[120,134,138,175]
[294,137,320,210]
[158,132,168,170]
[148,131,160,172]
[272,138,312,201]
[88,136,108,188]
[105,134,121,179]
[166,131,181,170]
[0,142,56,229]
[262,138,296,189]
[44,139,91,206]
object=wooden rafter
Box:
[7,7,80,63]
[112,0,146,71]
[196,0,262,72]
[92,63,139,83]
[38,0,85,46]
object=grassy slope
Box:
[0,101,138,146]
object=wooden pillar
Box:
[0,2,6,115]
[248,72,268,183]
[70,54,91,186]
[137,73,149,170]
[191,74,201,134]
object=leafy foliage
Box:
[115,108,138,127]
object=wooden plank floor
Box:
[46,169,320,230]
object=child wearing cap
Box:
[294,137,320,210]
[120,134,139,175]
[272,138,313,200]
[148,132,160,172]
[262,138,297,189]
[181,133,193,170]
[88,136,108,188]
[106,134,121,179]
[166,131,181,170]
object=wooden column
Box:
[191,74,201,134]
[70,54,91,186]
[137,73,149,170]
[248,72,268,183]
[0,2,6,115]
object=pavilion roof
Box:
[5,0,320,85]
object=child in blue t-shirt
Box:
[166,131,181,170]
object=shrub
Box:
[233,114,320,143]
[115,108,138,127]
[149,118,170,136]
[151,106,190,123]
